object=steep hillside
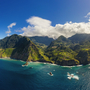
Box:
[0,34,22,48]
[48,35,72,48]
[1,34,90,66]
[68,33,90,43]
[45,45,79,66]
[76,49,90,65]
[45,34,90,66]
[70,38,90,52]
[0,34,49,62]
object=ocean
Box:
[0,58,90,90]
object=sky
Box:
[0,0,90,39]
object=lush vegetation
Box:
[48,35,72,48]
[44,34,90,65]
[0,35,47,62]
[0,33,90,66]
[0,34,22,48]
[45,45,79,65]
[0,48,14,57]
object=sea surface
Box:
[0,58,90,90]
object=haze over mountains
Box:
[69,33,90,43]
[0,33,90,66]
[28,36,54,46]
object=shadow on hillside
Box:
[10,37,30,61]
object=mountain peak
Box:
[57,35,68,41]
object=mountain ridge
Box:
[0,34,50,63]
[68,33,90,43]
[0,33,90,66]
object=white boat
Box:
[47,72,53,76]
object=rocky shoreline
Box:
[0,57,83,66]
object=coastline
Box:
[0,57,84,67]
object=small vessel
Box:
[47,72,53,76]
[49,72,52,75]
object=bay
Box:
[0,58,90,90]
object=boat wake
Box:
[22,65,28,67]
[67,72,79,80]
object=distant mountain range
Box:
[27,36,54,49]
[0,33,90,66]
[68,33,90,43]
[28,36,54,46]
[28,33,90,48]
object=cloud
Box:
[88,17,90,22]
[85,12,90,22]
[26,16,51,27]
[85,12,90,18]
[15,30,22,32]
[21,16,54,37]
[54,22,90,38]
[6,22,16,36]
[19,16,90,39]
[69,21,72,24]
[7,23,16,29]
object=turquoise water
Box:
[0,58,90,90]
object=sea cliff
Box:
[0,34,90,66]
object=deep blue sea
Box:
[0,58,90,90]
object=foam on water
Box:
[67,72,79,80]
[73,75,79,80]
[67,76,71,80]
[51,64,57,65]
[20,60,24,62]
[44,63,46,64]
[76,65,83,67]
[61,66,75,68]
[0,58,90,90]
[22,65,28,67]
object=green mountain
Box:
[76,49,90,65]
[48,35,72,49]
[45,34,90,66]
[45,45,79,66]
[1,33,90,66]
[67,33,90,51]
[0,34,50,62]
[68,33,90,43]
[0,34,22,48]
